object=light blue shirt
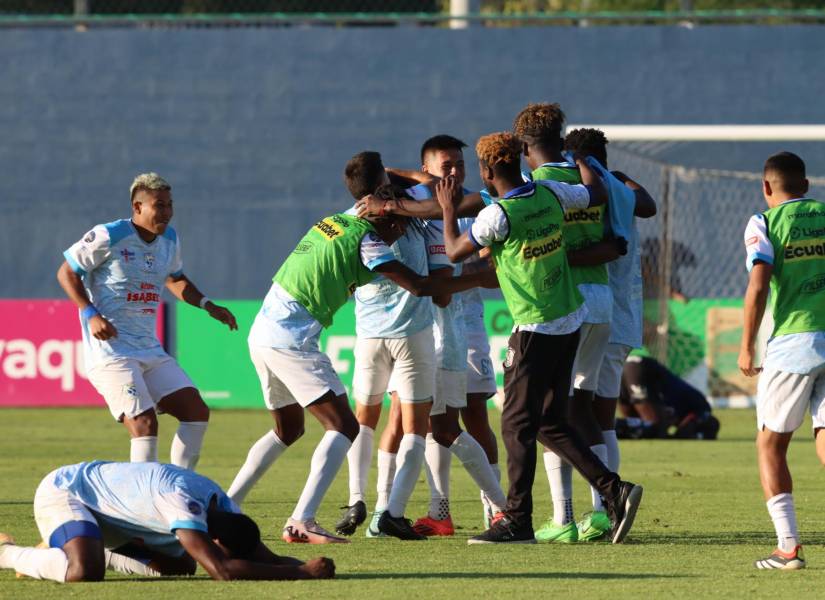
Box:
[53,461,239,556]
[248,282,323,351]
[764,332,825,374]
[64,219,182,370]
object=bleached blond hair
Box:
[129,172,171,202]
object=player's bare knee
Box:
[126,411,158,437]
[65,558,105,582]
[276,425,304,446]
[189,398,210,422]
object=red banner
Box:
[0,300,165,407]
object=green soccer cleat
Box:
[577,511,611,542]
[535,520,578,543]
[365,510,388,538]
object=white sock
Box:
[130,436,158,462]
[375,450,397,511]
[767,493,800,551]
[424,433,451,520]
[481,463,502,512]
[544,450,574,525]
[603,429,620,472]
[386,434,425,518]
[589,443,609,511]
[104,549,161,577]
[227,430,288,505]
[0,544,68,582]
[291,431,352,522]
[347,425,375,506]
[451,432,506,512]
[170,421,208,470]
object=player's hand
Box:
[355,195,384,218]
[206,303,238,331]
[435,175,460,212]
[89,314,118,340]
[738,347,762,377]
[301,557,335,579]
[613,236,629,256]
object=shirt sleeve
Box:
[360,232,396,271]
[744,214,773,272]
[535,180,591,210]
[405,184,432,200]
[469,203,509,247]
[169,235,184,278]
[63,225,111,276]
[158,491,210,533]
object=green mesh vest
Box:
[275,213,380,328]
[532,164,608,286]
[490,185,583,326]
[763,199,825,336]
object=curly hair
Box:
[564,128,609,166]
[512,103,566,145]
[475,132,522,167]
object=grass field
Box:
[2,407,825,598]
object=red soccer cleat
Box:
[412,515,455,536]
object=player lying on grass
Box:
[56,173,237,468]
[225,151,497,544]
[0,461,334,583]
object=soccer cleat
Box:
[377,512,427,541]
[605,481,643,544]
[577,511,611,542]
[282,518,350,544]
[365,510,388,538]
[535,520,578,543]
[412,515,455,537]
[334,501,367,536]
[755,546,806,570]
[468,514,536,544]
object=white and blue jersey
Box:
[52,461,239,556]
[64,219,181,370]
[352,193,451,339]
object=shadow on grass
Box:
[632,531,825,546]
[338,572,690,580]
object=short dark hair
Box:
[208,512,261,559]
[344,151,385,200]
[564,128,609,168]
[764,151,807,194]
[420,134,467,163]
[512,103,566,147]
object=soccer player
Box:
[0,461,335,582]
[738,151,825,570]
[563,126,658,539]
[438,132,642,544]
[56,173,238,468]
[226,152,493,544]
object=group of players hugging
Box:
[3,101,821,581]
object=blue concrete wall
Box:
[4,25,825,298]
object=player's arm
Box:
[435,176,482,263]
[612,171,657,218]
[375,260,495,298]
[738,215,774,377]
[386,167,435,186]
[429,266,453,308]
[356,190,486,220]
[567,237,628,267]
[574,156,608,207]
[165,274,238,331]
[175,529,334,581]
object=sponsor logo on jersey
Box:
[140,282,157,290]
[564,207,602,224]
[541,266,562,291]
[127,292,161,303]
[788,209,825,220]
[120,248,135,262]
[294,241,314,254]
[143,253,155,271]
[429,244,446,255]
[784,239,825,261]
[83,230,96,244]
[525,222,560,241]
[313,218,344,240]
[800,272,825,295]
[790,225,825,240]
[522,234,562,260]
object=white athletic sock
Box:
[347,425,375,506]
[767,493,800,551]
[481,463,502,512]
[291,431,352,522]
[424,433,451,520]
[104,549,161,577]
[386,434,425,518]
[0,544,68,582]
[603,429,620,472]
[544,450,574,525]
[130,436,158,462]
[375,450,397,511]
[170,421,208,470]
[227,430,288,505]
[451,432,506,513]
[589,443,609,511]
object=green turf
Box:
[1,407,824,598]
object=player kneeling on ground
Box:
[0,461,334,582]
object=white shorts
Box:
[34,470,101,548]
[87,354,194,422]
[353,327,435,405]
[431,369,468,416]
[595,343,633,399]
[466,330,497,397]
[249,343,346,410]
[572,322,611,392]
[756,363,825,433]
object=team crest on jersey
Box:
[83,230,96,244]
[503,346,515,369]
[120,248,135,262]
[143,253,155,271]
[187,501,203,515]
